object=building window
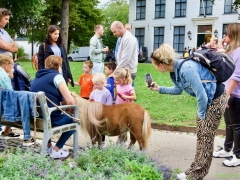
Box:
[199,0,212,15]
[155,0,165,18]
[223,24,228,37]
[175,0,186,17]
[154,27,164,50]
[136,0,146,20]
[135,28,145,49]
[173,26,185,52]
[224,0,236,14]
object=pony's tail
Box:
[142,110,152,148]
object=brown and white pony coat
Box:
[71,92,152,150]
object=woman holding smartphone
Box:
[149,43,227,180]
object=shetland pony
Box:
[71,92,151,150]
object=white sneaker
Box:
[100,141,106,149]
[176,173,187,180]
[213,146,231,158]
[222,154,240,167]
[50,148,69,159]
[22,138,35,147]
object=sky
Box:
[99,0,110,6]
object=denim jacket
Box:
[0,89,36,140]
[159,59,216,120]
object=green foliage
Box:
[0,144,175,179]
[15,46,29,60]
[125,159,163,179]
[0,0,47,38]
[77,143,171,179]
[68,0,103,49]
[101,0,129,49]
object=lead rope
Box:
[45,96,80,123]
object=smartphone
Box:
[144,73,153,87]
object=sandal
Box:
[1,132,20,137]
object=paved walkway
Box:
[1,128,239,180]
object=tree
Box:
[0,0,47,38]
[61,0,70,50]
[100,0,129,49]
[68,0,103,51]
[0,0,103,53]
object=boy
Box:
[104,62,116,102]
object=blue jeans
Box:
[48,114,75,149]
[92,62,104,74]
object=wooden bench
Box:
[1,91,79,158]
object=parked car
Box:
[68,46,89,61]
[138,47,148,63]
[104,49,116,62]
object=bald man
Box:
[111,21,138,80]
[115,24,139,62]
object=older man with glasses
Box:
[0,8,19,138]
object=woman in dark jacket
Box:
[38,25,74,87]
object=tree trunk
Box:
[61,0,69,52]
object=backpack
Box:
[32,42,46,70]
[178,49,235,82]
[12,63,31,91]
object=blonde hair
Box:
[45,55,62,70]
[210,37,218,44]
[113,68,132,85]
[0,54,13,66]
[150,44,175,66]
[92,73,107,86]
[225,23,240,54]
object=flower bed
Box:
[0,143,177,179]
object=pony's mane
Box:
[71,92,105,136]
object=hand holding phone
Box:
[144,73,153,88]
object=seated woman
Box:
[0,54,20,137]
[30,55,75,159]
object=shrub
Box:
[13,46,29,61]
[0,143,176,180]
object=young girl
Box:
[113,68,136,142]
[74,60,93,99]
[89,73,113,105]
[104,62,116,102]
[213,23,240,167]
[89,73,113,148]
[38,25,74,87]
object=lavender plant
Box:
[0,143,176,180]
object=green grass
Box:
[17,60,225,129]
